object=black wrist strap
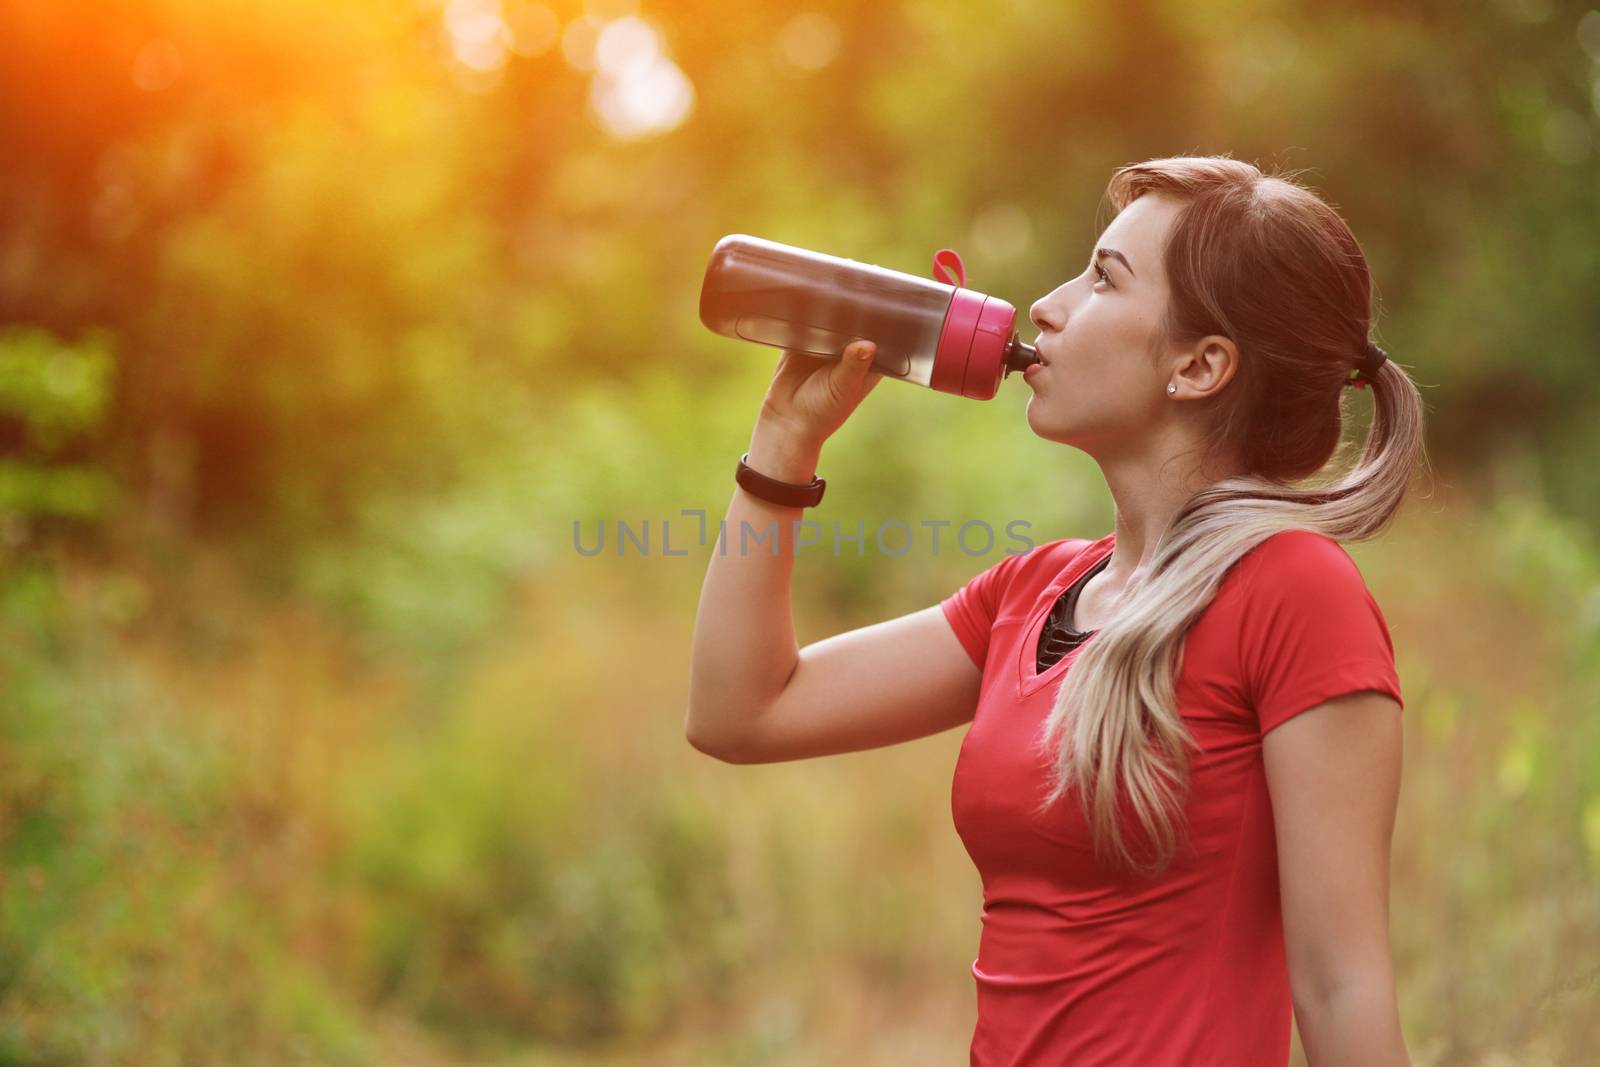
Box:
[736,452,826,508]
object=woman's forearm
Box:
[1295,979,1411,1066]
[684,419,823,755]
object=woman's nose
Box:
[1030,299,1061,334]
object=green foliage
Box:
[0,564,371,1064]
[0,329,113,449]
[336,702,741,1045]
[3,0,1598,554]
[0,329,116,520]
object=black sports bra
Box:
[1035,553,1112,673]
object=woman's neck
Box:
[1095,442,1245,586]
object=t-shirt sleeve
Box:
[939,548,1037,670]
[1237,532,1404,736]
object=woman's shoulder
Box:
[1008,532,1113,579]
[948,533,1110,613]
[977,532,1112,603]
[1235,524,1350,566]
[1212,530,1402,724]
[1219,528,1380,615]
[1234,528,1363,578]
[1023,532,1111,564]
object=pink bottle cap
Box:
[929,248,1019,401]
[962,296,1020,400]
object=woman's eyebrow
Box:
[1096,247,1135,279]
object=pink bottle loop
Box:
[932,248,967,289]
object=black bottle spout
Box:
[1002,336,1040,378]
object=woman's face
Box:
[1023,193,1225,458]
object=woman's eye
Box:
[1093,263,1112,286]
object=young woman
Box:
[686,155,1425,1066]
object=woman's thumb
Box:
[834,339,877,389]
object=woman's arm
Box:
[1263,689,1412,1066]
[685,341,982,762]
[683,416,826,755]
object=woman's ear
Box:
[1173,335,1239,398]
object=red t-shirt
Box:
[940,529,1404,1066]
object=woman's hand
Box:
[756,340,885,455]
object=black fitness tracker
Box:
[735,452,826,508]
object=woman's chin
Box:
[1024,398,1059,431]
[1024,401,1079,445]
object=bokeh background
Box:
[3,0,1599,1063]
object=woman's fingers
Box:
[762,340,883,443]
[771,348,829,396]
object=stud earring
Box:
[1167,383,1177,395]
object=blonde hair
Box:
[1032,155,1430,878]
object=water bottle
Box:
[699,234,1040,400]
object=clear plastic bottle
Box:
[699,234,1039,400]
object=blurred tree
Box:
[0,0,1595,549]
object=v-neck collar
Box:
[1017,533,1116,696]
